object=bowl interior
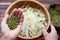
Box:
[5,0,50,39]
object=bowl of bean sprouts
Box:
[5,0,50,39]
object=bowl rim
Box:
[5,0,50,39]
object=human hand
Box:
[1,8,24,40]
[42,24,58,40]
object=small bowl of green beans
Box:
[48,4,60,28]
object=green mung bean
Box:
[7,16,20,30]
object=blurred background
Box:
[0,0,60,20]
[0,0,60,23]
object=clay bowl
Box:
[5,0,50,39]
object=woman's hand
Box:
[1,8,24,40]
[42,24,58,40]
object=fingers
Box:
[18,8,23,19]
[18,8,22,18]
[50,24,58,40]
[10,8,24,22]
[3,14,9,22]
[17,8,24,22]
[50,24,57,33]
[20,14,24,22]
[42,28,48,36]
[10,8,17,17]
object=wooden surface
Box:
[0,0,60,40]
[0,0,60,21]
[0,1,56,20]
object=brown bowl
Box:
[48,4,60,28]
[5,0,50,39]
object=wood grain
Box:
[0,0,15,2]
[0,10,5,16]
[0,2,11,5]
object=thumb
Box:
[50,24,56,32]
[3,14,9,22]
[42,28,48,36]
[50,24,57,34]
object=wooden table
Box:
[0,0,60,22]
[0,0,60,40]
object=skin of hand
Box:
[42,24,58,40]
[0,8,24,40]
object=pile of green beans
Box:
[7,16,20,30]
[48,8,60,26]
